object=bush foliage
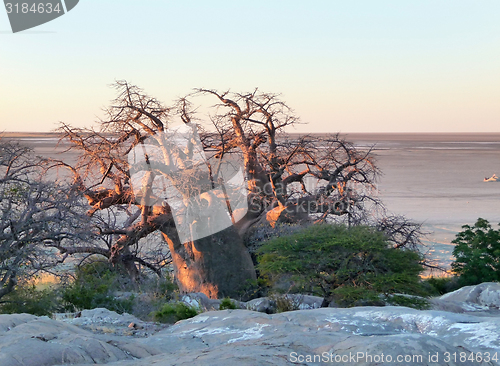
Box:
[423,276,460,296]
[257,224,427,307]
[61,260,134,313]
[152,302,199,323]
[0,259,180,319]
[219,297,238,310]
[452,218,500,286]
[0,284,59,316]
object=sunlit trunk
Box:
[161,225,256,299]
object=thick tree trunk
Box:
[161,225,256,299]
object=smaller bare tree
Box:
[0,139,97,300]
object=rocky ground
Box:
[1,283,500,366]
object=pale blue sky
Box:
[1,1,499,133]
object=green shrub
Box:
[386,294,430,310]
[451,218,500,286]
[257,224,428,308]
[0,284,59,316]
[423,276,460,295]
[245,223,309,249]
[152,302,199,323]
[244,223,310,266]
[123,275,179,321]
[61,260,134,313]
[219,297,237,310]
[331,286,383,307]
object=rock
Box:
[441,282,500,307]
[429,297,468,313]
[2,306,500,366]
[0,313,160,366]
[245,297,276,313]
[180,292,247,311]
[60,308,143,327]
[244,294,324,313]
[128,322,139,329]
[282,294,324,310]
[431,282,500,314]
[74,306,500,366]
[55,308,162,337]
[180,293,322,313]
[4,283,500,366]
[180,292,223,311]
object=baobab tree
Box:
[57,81,382,298]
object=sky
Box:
[0,1,499,133]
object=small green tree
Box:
[257,224,427,307]
[0,283,58,316]
[219,297,238,310]
[61,260,134,313]
[451,218,500,286]
[152,302,199,323]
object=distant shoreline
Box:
[3,131,500,143]
[340,132,500,143]
[1,132,64,138]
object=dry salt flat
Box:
[345,133,500,271]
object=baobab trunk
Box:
[161,225,256,299]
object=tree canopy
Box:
[257,224,427,307]
[452,218,500,286]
